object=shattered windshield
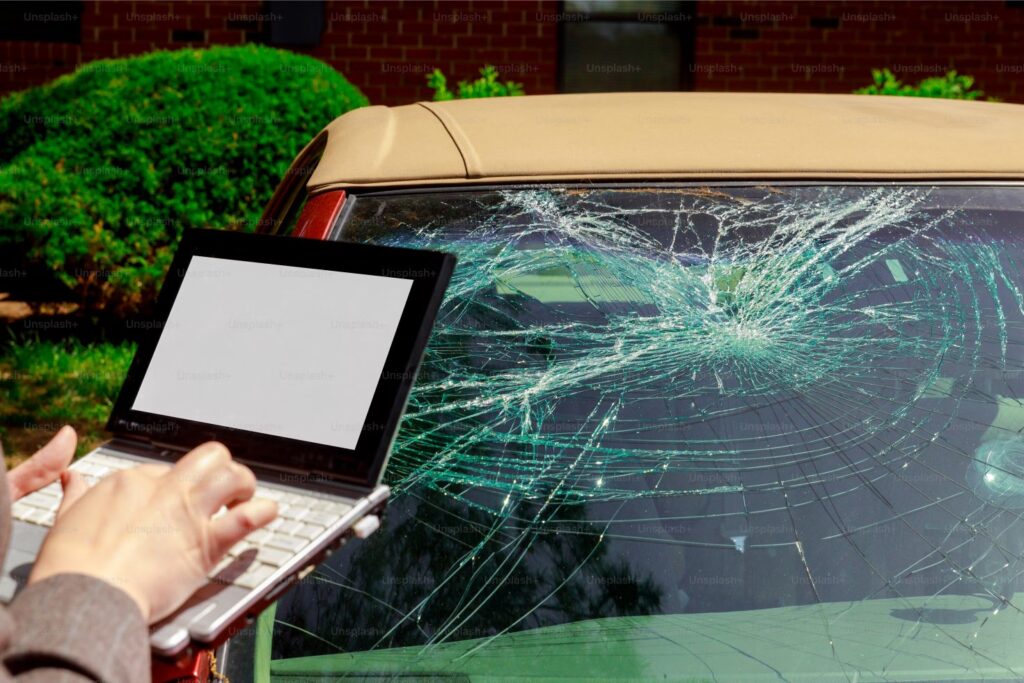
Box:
[257,186,1024,681]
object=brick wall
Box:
[0,0,560,105]
[1,1,1023,105]
[305,0,559,103]
[693,1,1024,101]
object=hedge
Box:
[0,45,367,316]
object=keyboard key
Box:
[21,494,59,511]
[265,534,306,552]
[275,520,304,536]
[256,547,292,567]
[227,541,260,558]
[11,504,33,522]
[257,488,283,501]
[328,499,353,512]
[104,458,136,470]
[22,508,49,525]
[93,454,134,469]
[248,529,272,545]
[278,505,308,521]
[325,502,354,516]
[302,510,341,527]
[39,483,61,497]
[295,524,325,540]
[71,461,110,478]
[235,564,276,589]
[226,531,272,558]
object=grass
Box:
[0,339,135,466]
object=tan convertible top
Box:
[306,92,1024,190]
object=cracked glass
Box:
[251,185,1024,681]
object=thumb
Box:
[7,425,77,501]
[56,470,89,519]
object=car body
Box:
[229,93,1024,682]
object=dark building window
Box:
[172,29,205,43]
[559,1,696,93]
[0,1,81,43]
[265,1,324,47]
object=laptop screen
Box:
[131,256,414,450]
[108,228,454,487]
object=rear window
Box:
[263,186,1024,681]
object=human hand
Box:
[7,425,76,502]
[28,441,278,623]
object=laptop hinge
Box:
[108,434,156,452]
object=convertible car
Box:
[224,92,1024,681]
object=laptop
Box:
[0,228,455,657]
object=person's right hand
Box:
[28,442,278,624]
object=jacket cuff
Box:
[5,574,149,683]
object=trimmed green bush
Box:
[0,45,367,316]
[854,68,990,100]
[427,65,524,101]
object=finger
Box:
[173,443,256,516]
[171,441,231,487]
[56,470,89,519]
[8,426,77,501]
[131,463,172,479]
[82,463,168,495]
[207,498,278,560]
[195,461,257,516]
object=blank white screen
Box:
[132,256,413,449]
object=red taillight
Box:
[292,190,347,240]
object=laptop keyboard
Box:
[10,452,353,590]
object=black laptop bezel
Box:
[107,228,455,489]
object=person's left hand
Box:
[7,425,76,502]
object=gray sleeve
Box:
[1,574,149,683]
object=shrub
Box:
[427,65,525,101]
[854,68,989,100]
[0,45,367,316]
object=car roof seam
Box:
[416,101,479,179]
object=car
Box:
[225,92,1024,682]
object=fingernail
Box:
[256,498,279,519]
